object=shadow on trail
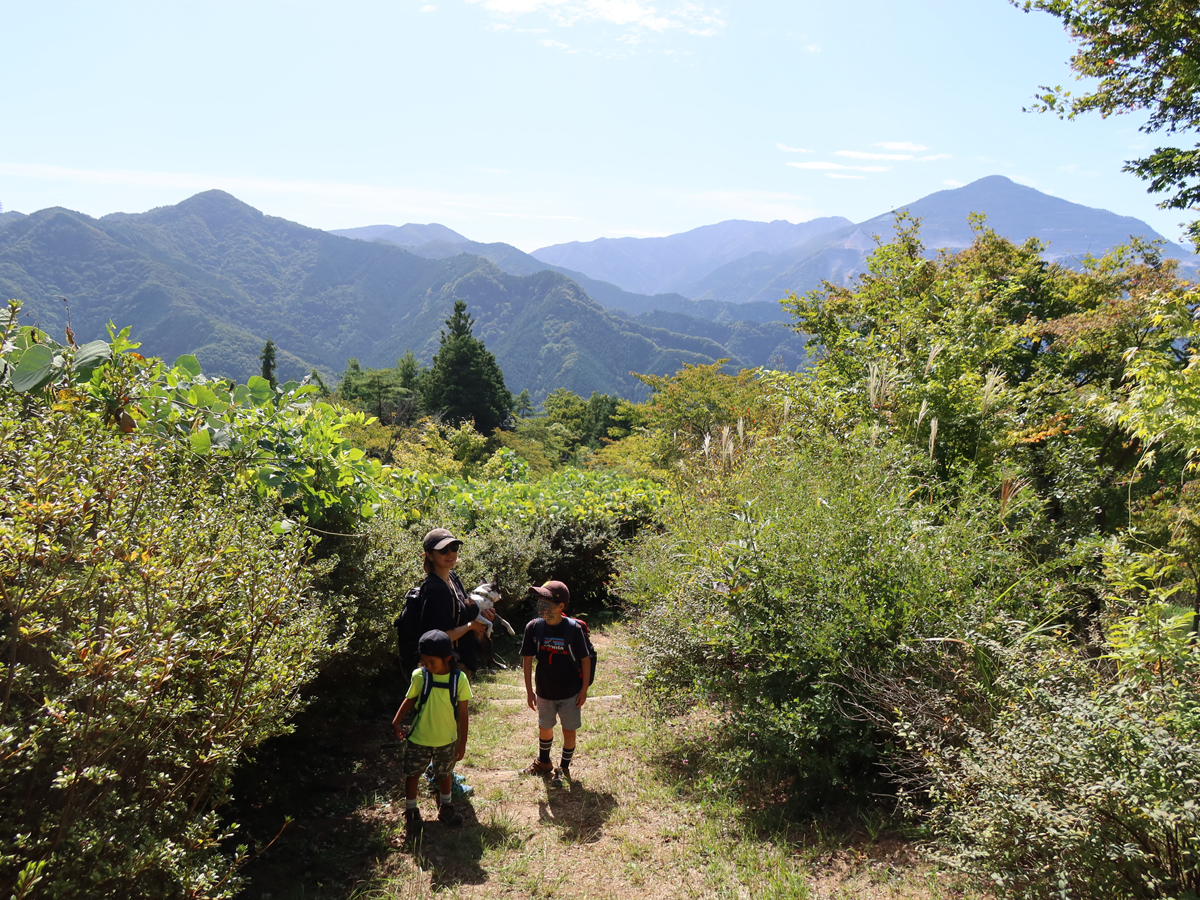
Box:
[537,777,618,843]
[228,646,539,898]
[409,800,525,892]
[224,660,411,900]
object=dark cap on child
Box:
[528,581,569,605]
[418,629,454,658]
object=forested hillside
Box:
[0,192,807,399]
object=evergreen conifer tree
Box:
[259,338,278,389]
[514,388,535,418]
[423,300,513,433]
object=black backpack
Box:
[394,586,424,673]
[533,616,597,686]
[396,668,464,739]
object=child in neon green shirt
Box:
[392,630,472,843]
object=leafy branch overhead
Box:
[1016,0,1200,243]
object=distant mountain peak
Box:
[329,222,468,247]
[530,215,853,295]
[106,190,268,229]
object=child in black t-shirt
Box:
[520,580,590,787]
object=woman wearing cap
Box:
[416,528,494,674]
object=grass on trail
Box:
[237,625,981,900]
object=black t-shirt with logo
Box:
[520,617,589,700]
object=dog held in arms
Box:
[470,579,515,672]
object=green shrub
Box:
[896,624,1200,900]
[618,434,1065,804]
[0,397,337,899]
[336,463,670,670]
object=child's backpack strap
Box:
[408,669,463,737]
[418,667,437,709]
[566,616,598,686]
[417,669,462,709]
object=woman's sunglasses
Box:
[434,545,461,554]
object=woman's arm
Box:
[421,576,485,641]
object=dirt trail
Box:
[240,628,976,900]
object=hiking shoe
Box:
[549,767,564,788]
[438,803,464,827]
[403,807,424,845]
[523,759,553,776]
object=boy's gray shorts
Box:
[537,694,582,731]
[401,740,457,778]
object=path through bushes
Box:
[237,627,979,900]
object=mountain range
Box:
[338,176,1195,314]
[0,193,808,401]
[670,176,1198,305]
[3,176,1189,403]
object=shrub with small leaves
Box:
[897,627,1200,900]
[0,394,337,899]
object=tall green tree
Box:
[1015,0,1200,245]
[260,337,278,389]
[514,388,536,418]
[395,350,427,425]
[543,387,620,448]
[422,300,513,433]
[337,355,430,424]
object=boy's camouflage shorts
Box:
[401,739,457,778]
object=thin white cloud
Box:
[836,150,913,161]
[464,0,725,40]
[803,44,820,52]
[541,37,572,48]
[483,211,581,219]
[0,160,549,223]
[943,179,964,187]
[918,153,952,162]
[827,174,865,180]
[788,161,890,172]
[420,4,437,11]
[876,141,928,152]
[777,143,813,153]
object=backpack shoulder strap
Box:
[418,668,436,709]
[561,617,580,661]
[533,617,546,650]
[450,669,461,706]
[448,571,469,626]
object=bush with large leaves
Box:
[0,395,337,899]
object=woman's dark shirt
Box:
[416,571,480,670]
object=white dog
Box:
[470,580,516,639]
[470,579,515,672]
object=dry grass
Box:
[239,626,982,900]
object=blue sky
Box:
[0,0,1182,251]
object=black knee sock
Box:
[538,738,552,765]
[560,745,575,769]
